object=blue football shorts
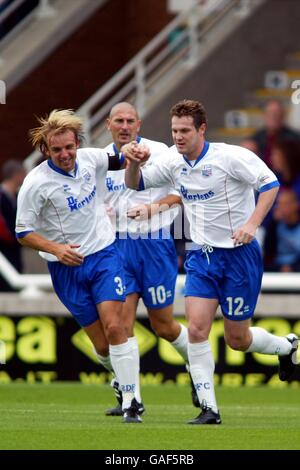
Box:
[48,240,126,327]
[184,239,263,321]
[116,231,178,309]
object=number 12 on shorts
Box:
[226,296,244,316]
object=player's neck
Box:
[186,141,205,161]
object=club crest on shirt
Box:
[200,165,212,177]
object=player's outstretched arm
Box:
[17,232,84,266]
[122,142,148,190]
[124,160,142,190]
[127,194,182,220]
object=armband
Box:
[107,153,125,171]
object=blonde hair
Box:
[29,109,84,154]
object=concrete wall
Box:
[141,0,300,145]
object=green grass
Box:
[0,383,299,450]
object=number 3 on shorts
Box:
[114,276,124,295]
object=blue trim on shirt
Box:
[47,159,78,177]
[259,180,280,193]
[183,141,210,168]
[138,174,145,191]
[119,153,125,166]
[136,136,141,143]
[16,230,33,238]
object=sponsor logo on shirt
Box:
[180,185,214,201]
[66,185,96,211]
[180,167,188,176]
[106,177,126,192]
[200,165,212,177]
[63,184,72,193]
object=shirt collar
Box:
[183,141,210,168]
[47,159,78,177]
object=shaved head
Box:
[109,102,139,119]
[107,102,141,150]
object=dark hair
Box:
[273,140,300,183]
[170,100,207,130]
[1,160,24,180]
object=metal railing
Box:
[25,0,266,170]
[0,251,52,297]
[0,248,300,298]
[79,0,247,145]
[0,0,55,50]
[0,249,300,298]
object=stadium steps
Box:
[0,0,108,93]
[211,64,300,143]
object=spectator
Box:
[240,139,258,154]
[264,189,300,272]
[270,140,300,200]
[250,100,300,168]
[0,160,26,291]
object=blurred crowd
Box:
[243,99,300,273]
[0,160,26,290]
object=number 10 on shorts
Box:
[148,285,167,305]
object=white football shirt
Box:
[16,148,115,261]
[104,137,179,234]
[139,142,279,248]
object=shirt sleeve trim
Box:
[259,180,280,193]
[16,230,34,239]
[138,174,145,191]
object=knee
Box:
[95,345,109,356]
[188,323,209,343]
[105,323,123,343]
[123,320,134,338]
[224,332,249,351]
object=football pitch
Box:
[0,383,299,450]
